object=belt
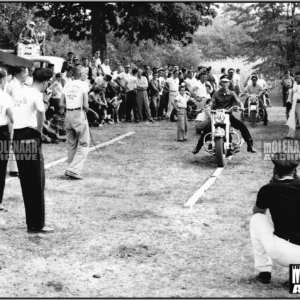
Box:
[170,90,178,93]
[178,107,187,110]
[275,233,300,246]
[137,89,147,91]
[67,107,81,111]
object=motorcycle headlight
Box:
[214,112,225,123]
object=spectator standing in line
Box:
[13,68,54,233]
[89,57,99,83]
[281,70,294,108]
[123,67,139,123]
[149,70,161,120]
[60,66,90,180]
[49,73,63,111]
[234,68,242,96]
[165,70,179,119]
[250,155,300,284]
[62,66,73,87]
[115,64,132,122]
[136,69,153,123]
[100,58,111,76]
[0,69,14,212]
[61,51,74,73]
[173,85,189,142]
[73,57,81,67]
[157,68,166,120]
[191,72,212,110]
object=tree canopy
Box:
[225,3,300,75]
[32,2,217,61]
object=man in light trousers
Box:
[60,66,90,180]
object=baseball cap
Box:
[251,74,258,79]
[125,64,131,68]
[73,57,79,62]
[228,68,235,73]
[220,75,230,82]
[67,51,74,56]
[29,21,36,26]
[272,153,299,173]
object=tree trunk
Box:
[91,2,107,62]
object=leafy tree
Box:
[0,3,30,49]
[193,16,252,60]
[32,2,217,61]
[225,3,300,76]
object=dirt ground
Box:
[0,93,299,297]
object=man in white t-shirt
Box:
[100,58,111,76]
[114,65,132,121]
[191,72,212,110]
[165,70,180,119]
[123,67,139,122]
[12,67,54,233]
[60,65,89,180]
[0,68,14,212]
[7,66,29,177]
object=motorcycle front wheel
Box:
[250,110,257,128]
[215,137,226,167]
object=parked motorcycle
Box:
[202,106,243,167]
[241,90,267,128]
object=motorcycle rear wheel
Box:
[250,110,256,128]
[215,137,226,167]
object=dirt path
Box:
[0,106,298,297]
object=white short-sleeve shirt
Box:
[117,72,131,88]
[101,64,111,76]
[166,77,179,92]
[0,90,13,125]
[13,86,45,129]
[63,80,89,109]
[174,93,188,109]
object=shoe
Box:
[264,120,268,126]
[256,272,271,284]
[0,204,8,212]
[177,140,184,142]
[192,148,199,154]
[149,119,154,123]
[247,146,257,153]
[65,171,83,180]
[9,171,19,177]
[59,138,67,142]
[27,226,54,233]
[134,120,139,123]
[183,139,188,142]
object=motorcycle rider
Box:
[244,74,269,126]
[192,75,256,155]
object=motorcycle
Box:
[202,106,243,167]
[241,90,267,128]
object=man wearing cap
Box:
[19,21,38,45]
[250,155,300,284]
[60,66,89,180]
[244,74,268,126]
[192,75,256,154]
[61,52,75,73]
[73,57,80,67]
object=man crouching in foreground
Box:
[250,155,300,284]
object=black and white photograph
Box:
[0,1,300,297]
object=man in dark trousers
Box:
[250,154,300,284]
[192,75,256,155]
[0,68,14,212]
[12,68,54,233]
